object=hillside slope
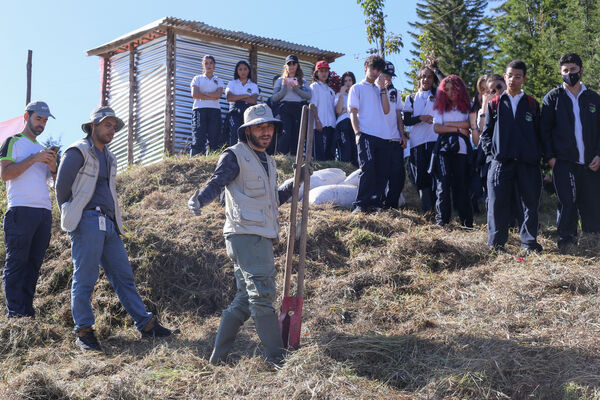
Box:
[0,155,599,399]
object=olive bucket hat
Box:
[81,106,125,135]
[237,104,282,142]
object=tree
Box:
[357,0,403,58]
[408,0,491,90]
[405,30,435,90]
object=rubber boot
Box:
[253,312,285,365]
[209,310,244,364]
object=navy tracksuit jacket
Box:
[541,86,600,240]
[480,92,543,248]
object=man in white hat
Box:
[188,103,296,365]
[0,101,57,317]
[56,106,177,352]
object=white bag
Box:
[281,168,347,201]
[342,169,361,187]
[308,184,358,209]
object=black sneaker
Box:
[141,316,178,338]
[76,328,102,352]
[523,242,543,255]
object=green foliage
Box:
[405,30,435,91]
[408,0,491,90]
[491,0,600,100]
[357,0,403,57]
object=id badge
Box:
[99,215,106,231]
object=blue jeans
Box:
[3,206,51,317]
[69,210,152,332]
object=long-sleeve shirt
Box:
[271,78,312,103]
[196,149,294,207]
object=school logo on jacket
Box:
[247,88,252,94]
[428,95,435,102]
[590,104,597,113]
[525,112,533,122]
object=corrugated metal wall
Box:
[133,37,167,166]
[173,35,249,154]
[256,51,315,104]
[106,50,130,167]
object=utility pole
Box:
[26,50,32,104]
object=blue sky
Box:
[0,0,418,148]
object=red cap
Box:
[315,60,330,71]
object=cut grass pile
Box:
[0,155,599,399]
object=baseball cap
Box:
[285,54,299,65]
[315,60,330,71]
[383,61,396,77]
[25,101,55,119]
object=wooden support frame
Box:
[100,56,110,106]
[249,45,258,84]
[128,42,136,166]
[163,28,175,156]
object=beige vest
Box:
[223,142,280,239]
[59,138,124,234]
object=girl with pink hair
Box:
[430,74,474,227]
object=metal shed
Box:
[86,17,344,169]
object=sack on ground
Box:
[309,184,358,209]
[281,168,347,201]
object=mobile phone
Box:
[284,78,298,86]
[50,146,60,153]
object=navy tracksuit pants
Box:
[354,133,392,210]
[2,206,52,317]
[314,126,336,161]
[409,142,436,212]
[384,141,406,209]
[336,118,358,167]
[487,160,541,247]
[432,152,473,226]
[553,159,600,241]
[191,108,223,156]
[277,101,303,155]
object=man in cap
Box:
[55,106,176,352]
[0,101,57,317]
[188,103,298,365]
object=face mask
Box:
[562,71,581,87]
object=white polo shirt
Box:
[383,87,402,140]
[0,133,52,210]
[309,81,336,128]
[505,90,524,118]
[402,90,438,147]
[564,82,587,164]
[334,92,350,125]
[432,108,469,155]
[190,73,225,110]
[225,79,259,104]
[347,79,388,138]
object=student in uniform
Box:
[224,60,259,146]
[468,75,489,214]
[481,60,543,253]
[190,55,225,156]
[271,55,312,155]
[335,71,358,166]
[403,64,441,212]
[381,61,408,209]
[310,61,337,161]
[348,55,391,213]
[430,75,474,227]
[541,52,600,251]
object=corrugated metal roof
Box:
[87,17,344,61]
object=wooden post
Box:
[26,50,32,104]
[100,56,110,106]
[163,28,175,156]
[249,45,258,84]
[128,43,136,166]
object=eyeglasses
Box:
[489,83,503,95]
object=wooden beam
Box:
[26,50,32,105]
[100,56,110,106]
[163,28,175,156]
[249,45,258,84]
[128,43,136,166]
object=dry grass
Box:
[0,154,599,399]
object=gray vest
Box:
[59,138,123,234]
[223,142,280,239]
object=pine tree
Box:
[407,0,491,90]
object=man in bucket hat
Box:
[188,103,299,365]
[0,101,57,317]
[55,106,177,352]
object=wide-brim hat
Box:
[81,106,125,135]
[237,104,282,142]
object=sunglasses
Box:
[287,61,298,66]
[489,83,503,95]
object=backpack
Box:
[489,94,537,120]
